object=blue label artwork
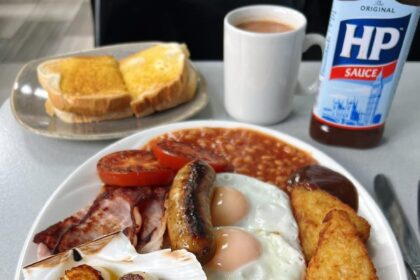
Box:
[321,72,384,126]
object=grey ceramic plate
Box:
[10,42,208,140]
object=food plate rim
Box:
[10,42,209,141]
[14,120,406,280]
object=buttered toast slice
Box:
[38,56,131,116]
[119,43,197,117]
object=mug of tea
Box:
[224,5,325,124]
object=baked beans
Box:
[149,127,316,189]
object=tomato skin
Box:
[151,140,233,172]
[97,150,175,187]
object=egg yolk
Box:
[206,227,261,272]
[211,186,249,226]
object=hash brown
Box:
[290,184,370,261]
[305,210,378,280]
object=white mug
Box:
[224,5,325,124]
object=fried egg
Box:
[205,227,305,280]
[212,173,300,248]
[206,173,305,280]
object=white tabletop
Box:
[1,62,419,279]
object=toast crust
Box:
[45,99,133,123]
[37,57,131,116]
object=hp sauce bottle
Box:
[310,0,419,148]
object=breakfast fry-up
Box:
[25,127,381,280]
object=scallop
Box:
[23,232,206,280]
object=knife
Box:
[374,174,420,280]
[418,181,420,231]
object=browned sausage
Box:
[166,160,216,264]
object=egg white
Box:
[205,227,306,280]
[206,173,306,279]
[215,173,300,249]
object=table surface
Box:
[1,61,419,279]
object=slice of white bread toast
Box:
[43,63,197,124]
[290,184,371,262]
[305,210,378,280]
[38,44,197,123]
[38,55,132,117]
[119,43,197,117]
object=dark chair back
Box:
[92,0,419,60]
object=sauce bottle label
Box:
[313,0,419,129]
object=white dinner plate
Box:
[15,120,406,279]
[10,42,208,140]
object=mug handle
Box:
[295,33,326,95]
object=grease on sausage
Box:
[166,160,216,264]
